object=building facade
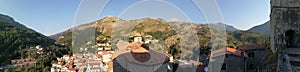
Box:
[238,44,269,71]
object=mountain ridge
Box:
[0,14,28,29]
[49,17,242,39]
[51,16,268,49]
[247,21,270,35]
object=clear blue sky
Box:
[0,0,270,36]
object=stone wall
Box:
[223,54,245,72]
[271,0,300,7]
[246,50,268,69]
[270,0,300,51]
[271,0,300,71]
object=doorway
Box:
[285,30,296,48]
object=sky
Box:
[0,0,270,36]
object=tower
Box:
[270,0,300,71]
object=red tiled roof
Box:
[68,68,77,71]
[226,48,248,57]
[97,54,102,58]
[238,44,269,51]
[88,62,102,66]
[211,47,248,57]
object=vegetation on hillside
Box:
[0,21,53,65]
[247,21,270,36]
[227,31,269,47]
[0,19,71,72]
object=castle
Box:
[270,0,300,71]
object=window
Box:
[221,63,226,70]
[249,64,254,69]
[248,52,254,58]
[285,30,296,48]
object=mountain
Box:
[52,16,268,47]
[0,14,53,65]
[225,24,239,31]
[48,29,72,40]
[50,18,241,40]
[247,21,270,35]
[49,32,63,40]
[0,14,28,29]
[49,16,269,60]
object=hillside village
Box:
[49,30,272,72]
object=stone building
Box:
[238,44,269,71]
[210,48,248,72]
[134,33,143,42]
[270,0,300,71]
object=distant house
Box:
[175,59,202,72]
[63,55,70,62]
[86,61,102,72]
[96,43,112,53]
[144,35,153,44]
[210,47,248,72]
[237,44,269,70]
[134,33,143,42]
[51,51,115,72]
[9,58,37,68]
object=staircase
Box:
[287,48,300,71]
[276,34,300,72]
[277,35,293,72]
[277,52,293,72]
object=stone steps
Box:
[292,66,300,72]
[286,48,300,72]
[286,48,300,54]
[290,61,300,66]
[289,56,300,62]
[278,54,293,72]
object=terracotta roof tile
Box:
[211,47,248,57]
[226,48,248,57]
[238,44,269,51]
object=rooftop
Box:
[238,44,269,51]
[211,47,248,58]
